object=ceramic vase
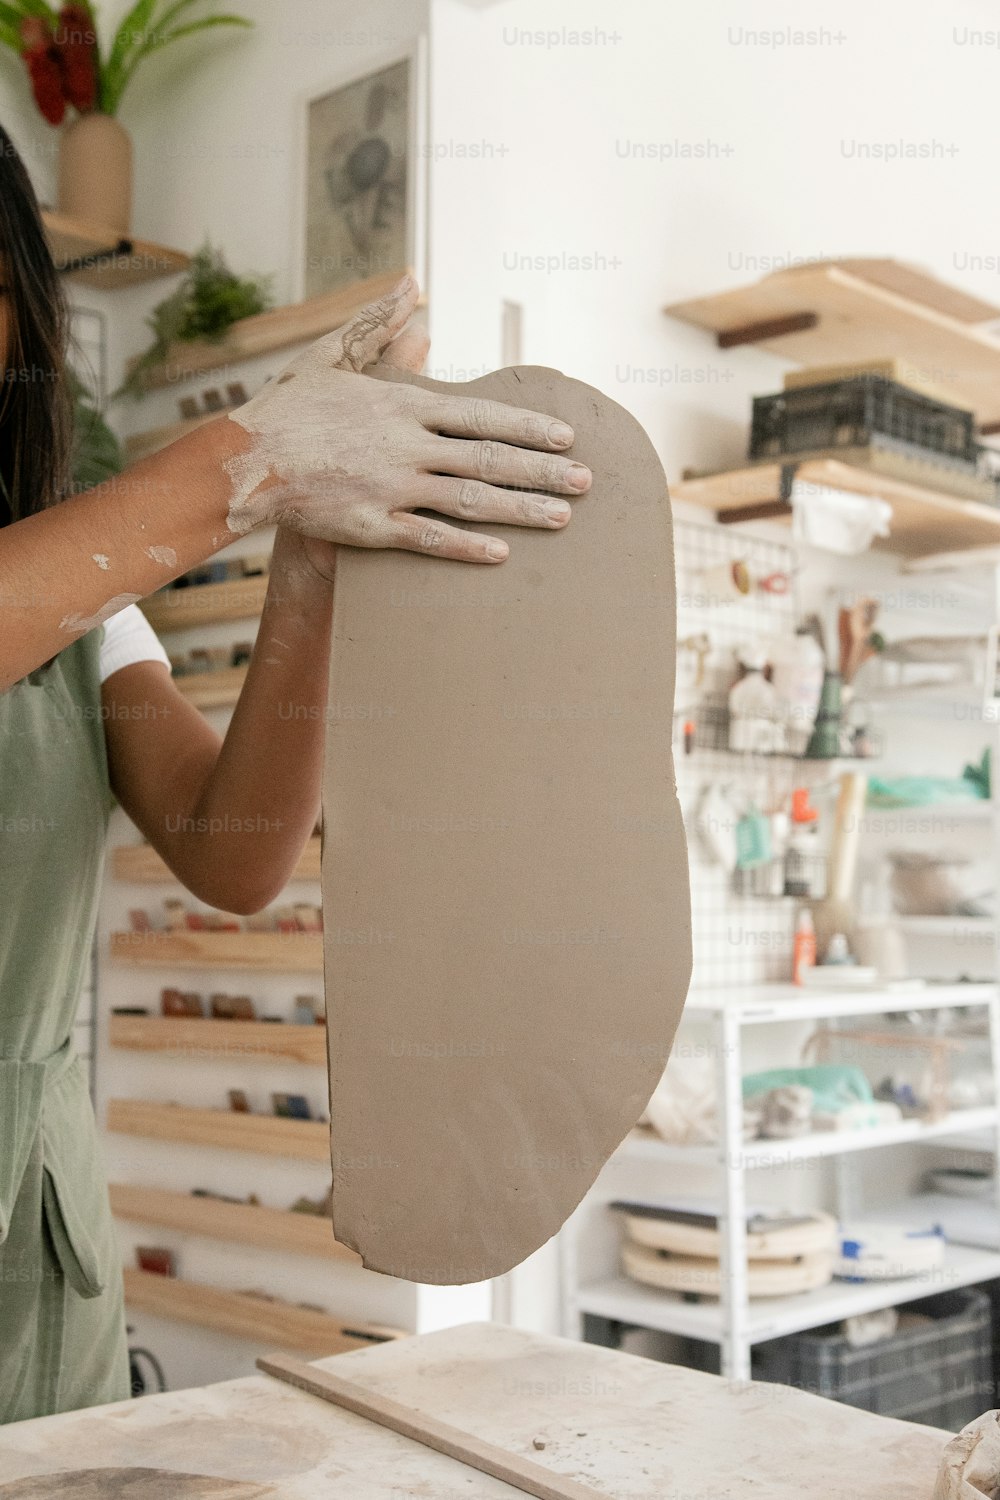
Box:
[57,113,133,234]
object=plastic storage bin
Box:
[752,1288,993,1430]
[749,377,979,467]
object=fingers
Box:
[383,512,511,564]
[421,391,577,453]
[378,322,430,374]
[318,275,420,373]
[409,476,573,530]
[425,434,591,496]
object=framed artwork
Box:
[298,43,427,300]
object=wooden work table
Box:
[0,1322,954,1498]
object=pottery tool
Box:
[813,770,868,951]
[257,1352,608,1500]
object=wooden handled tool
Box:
[257,1351,609,1500]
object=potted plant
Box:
[0,0,252,233]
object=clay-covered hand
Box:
[223,276,590,563]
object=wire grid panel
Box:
[673,519,813,990]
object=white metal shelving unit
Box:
[562,981,1000,1381]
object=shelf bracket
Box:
[55,238,134,275]
[717,311,818,349]
[715,462,797,525]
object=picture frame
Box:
[293,39,428,302]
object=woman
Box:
[0,122,590,1422]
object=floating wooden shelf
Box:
[174,665,248,709]
[109,929,323,973]
[673,457,1000,559]
[141,575,268,632]
[129,268,410,391]
[125,411,223,465]
[107,1099,329,1160]
[112,834,321,884]
[43,209,189,290]
[666,259,1000,425]
[110,1184,354,1263]
[122,1269,399,1355]
[109,1014,326,1064]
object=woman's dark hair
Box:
[0,121,72,526]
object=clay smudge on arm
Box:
[146,545,178,567]
[60,593,140,633]
[93,554,110,570]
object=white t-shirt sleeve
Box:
[99,603,172,684]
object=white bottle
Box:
[728,645,780,754]
[769,629,826,756]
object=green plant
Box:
[0,0,251,125]
[115,241,272,400]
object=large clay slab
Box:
[322,365,691,1283]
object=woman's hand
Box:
[222,276,590,564]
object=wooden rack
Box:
[174,666,249,709]
[109,1014,326,1064]
[673,457,1000,559]
[665,259,1000,425]
[140,576,269,632]
[128,268,410,390]
[107,1099,329,1160]
[112,835,321,884]
[109,929,323,972]
[43,209,190,290]
[110,1184,353,1263]
[122,1268,399,1355]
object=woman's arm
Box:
[102,526,335,912]
[1,277,589,691]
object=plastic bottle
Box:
[784,788,822,898]
[769,628,826,756]
[728,645,780,754]
[793,907,817,986]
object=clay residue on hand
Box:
[60,594,140,633]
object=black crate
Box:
[752,1288,993,1430]
[749,377,979,467]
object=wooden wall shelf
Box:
[174,666,248,709]
[141,575,268,632]
[107,1099,329,1160]
[129,268,409,390]
[112,835,321,884]
[43,209,189,290]
[122,1268,399,1355]
[109,929,323,973]
[110,1184,354,1263]
[673,457,1000,559]
[666,259,1000,425]
[109,1014,326,1064]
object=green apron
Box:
[0,631,129,1422]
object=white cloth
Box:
[99,603,171,684]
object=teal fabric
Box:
[0,633,129,1422]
